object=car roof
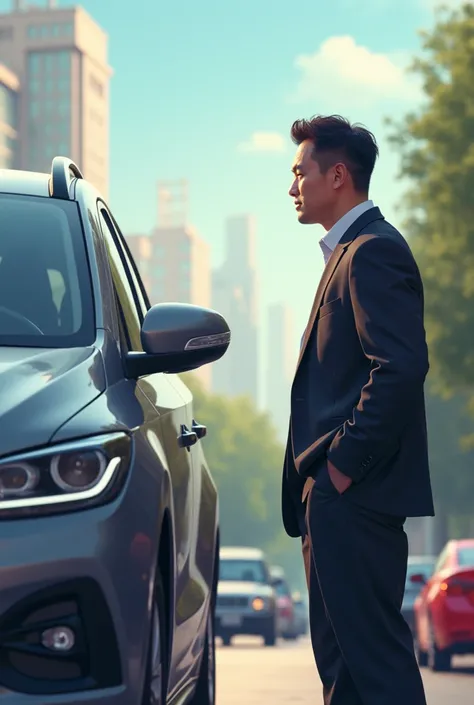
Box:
[454,539,474,547]
[219,546,265,561]
[1,158,93,203]
[0,168,51,198]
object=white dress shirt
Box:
[319,200,374,265]
[300,200,375,349]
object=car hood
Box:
[0,346,105,458]
[218,581,274,597]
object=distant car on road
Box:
[291,591,309,637]
[402,555,436,632]
[0,158,231,705]
[269,565,298,640]
[414,539,474,672]
[216,547,278,646]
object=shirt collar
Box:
[320,200,374,258]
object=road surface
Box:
[216,636,474,704]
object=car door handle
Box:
[192,419,207,439]
[178,424,198,451]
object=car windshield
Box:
[458,546,474,566]
[0,194,94,348]
[405,561,435,587]
[219,559,267,584]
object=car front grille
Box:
[217,595,249,608]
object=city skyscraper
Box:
[0,1,111,195]
[212,214,259,404]
[266,303,296,442]
[0,62,19,168]
[146,224,211,308]
[126,181,212,390]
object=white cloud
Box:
[290,36,420,108]
[237,131,287,153]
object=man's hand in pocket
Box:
[327,459,352,494]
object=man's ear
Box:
[332,163,349,190]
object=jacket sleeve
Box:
[326,235,429,482]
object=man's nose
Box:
[289,180,299,197]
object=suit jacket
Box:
[282,207,435,538]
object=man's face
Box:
[289,139,336,225]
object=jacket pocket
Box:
[318,297,342,319]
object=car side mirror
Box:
[124,302,230,378]
[410,573,427,585]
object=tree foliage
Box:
[426,387,474,515]
[182,373,305,589]
[388,3,474,393]
[388,6,474,522]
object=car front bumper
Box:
[215,610,275,637]
[0,474,158,704]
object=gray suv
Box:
[216,547,277,646]
[0,158,230,705]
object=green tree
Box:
[388,5,474,537]
[182,373,306,589]
[426,388,474,512]
[388,3,474,395]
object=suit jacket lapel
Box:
[296,245,345,369]
[295,207,384,372]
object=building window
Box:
[58,51,71,73]
[58,78,69,94]
[26,50,73,170]
[58,100,70,117]
[28,100,39,118]
[28,53,41,73]
[27,23,74,39]
[44,54,54,73]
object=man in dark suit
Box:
[282,115,434,705]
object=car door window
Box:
[97,207,143,351]
[105,210,150,316]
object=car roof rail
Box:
[49,156,84,200]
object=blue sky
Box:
[1,0,454,351]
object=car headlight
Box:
[0,432,131,517]
[252,597,268,611]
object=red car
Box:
[413,539,474,671]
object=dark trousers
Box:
[302,469,427,705]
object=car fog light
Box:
[41,626,75,652]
